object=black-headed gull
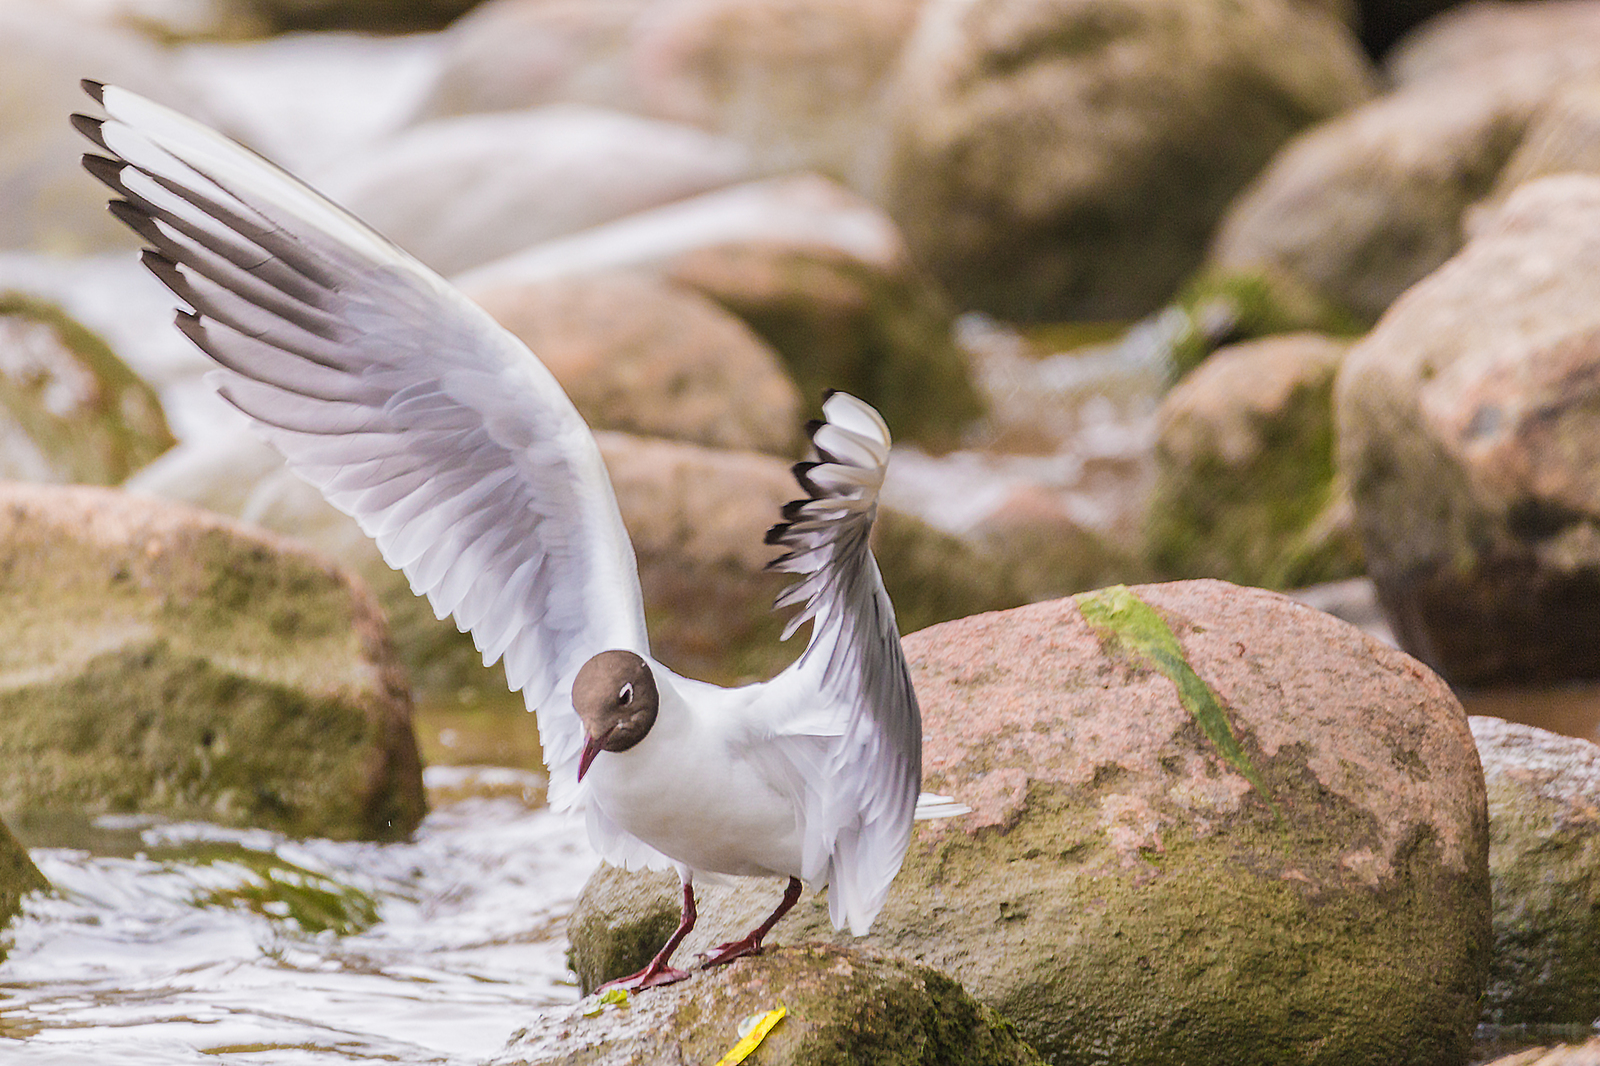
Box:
[74,82,965,991]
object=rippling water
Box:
[0,767,596,1066]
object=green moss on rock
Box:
[0,483,425,840]
[667,243,985,451]
[0,291,175,483]
[501,944,1044,1066]
[572,583,1490,1065]
[1168,268,1362,381]
[1145,332,1363,589]
[1473,717,1600,1025]
[0,815,48,961]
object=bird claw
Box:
[697,937,764,969]
[596,962,691,992]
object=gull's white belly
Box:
[586,724,802,879]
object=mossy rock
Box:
[497,943,1043,1066]
[665,241,984,451]
[0,291,174,483]
[573,582,1489,1065]
[1144,332,1364,589]
[127,431,519,714]
[0,814,47,961]
[1166,268,1363,381]
[0,482,425,841]
[1472,717,1600,1025]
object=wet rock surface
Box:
[1472,716,1600,1026]
[1337,175,1600,686]
[0,482,425,840]
[573,580,1491,1065]
[493,944,1044,1066]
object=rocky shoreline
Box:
[3,0,1600,1062]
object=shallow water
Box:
[0,766,596,1066]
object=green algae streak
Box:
[1075,585,1280,819]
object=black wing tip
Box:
[139,248,183,288]
[792,460,822,496]
[81,80,106,104]
[81,152,126,187]
[821,387,838,402]
[69,113,107,149]
[107,198,157,237]
[764,522,790,545]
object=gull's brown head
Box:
[573,650,659,781]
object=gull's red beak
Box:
[578,729,610,782]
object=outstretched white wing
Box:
[764,391,920,935]
[74,82,649,806]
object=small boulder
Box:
[627,0,924,187]
[572,581,1491,1065]
[125,432,510,712]
[0,482,426,841]
[1336,174,1600,686]
[970,484,1148,602]
[0,292,175,485]
[880,0,1374,321]
[414,0,656,121]
[1387,0,1600,89]
[417,0,922,190]
[1485,79,1600,209]
[462,269,801,456]
[458,175,984,450]
[1145,332,1363,589]
[1472,716,1600,1025]
[319,106,749,276]
[494,944,1043,1066]
[1207,68,1547,326]
[662,239,980,449]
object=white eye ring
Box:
[619,682,633,705]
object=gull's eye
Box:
[618,682,633,706]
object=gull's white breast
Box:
[583,673,803,879]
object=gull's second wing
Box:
[764,391,920,935]
[74,82,650,809]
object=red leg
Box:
[596,879,696,992]
[699,877,802,969]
